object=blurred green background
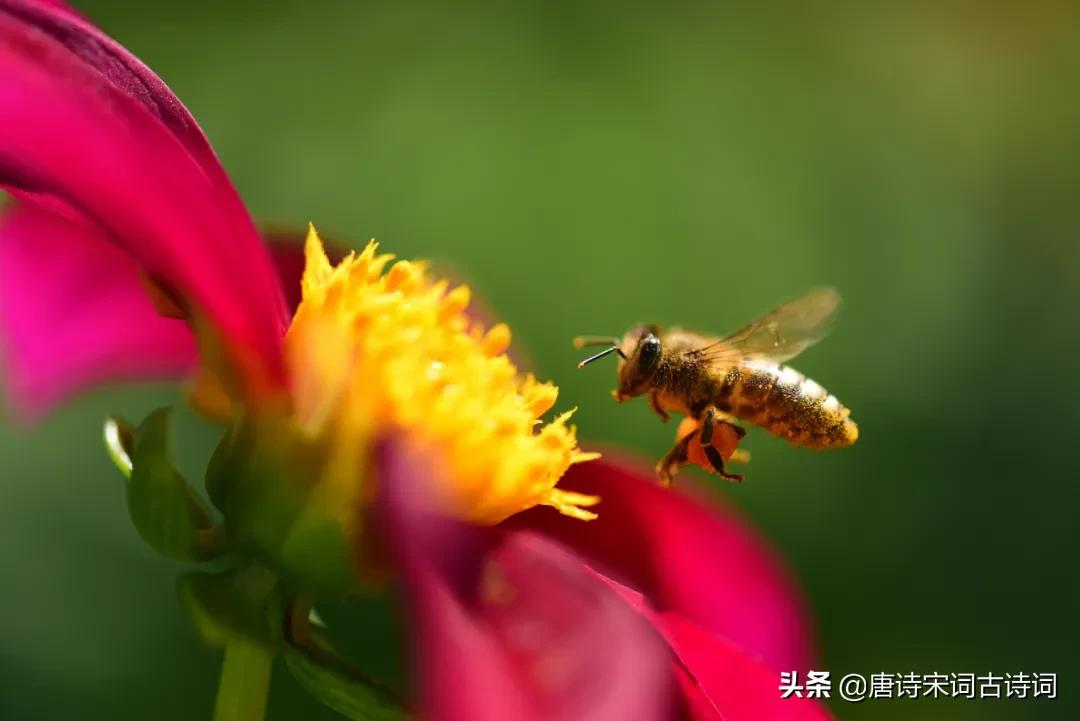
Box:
[2,1,1078,719]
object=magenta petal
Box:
[506,457,817,673]
[660,615,832,721]
[0,211,336,417]
[0,0,241,195]
[377,442,675,721]
[0,3,289,393]
[606,580,833,721]
[0,204,196,415]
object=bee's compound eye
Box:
[639,335,661,369]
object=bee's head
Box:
[615,324,663,400]
[573,325,663,402]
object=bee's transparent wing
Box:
[691,287,841,365]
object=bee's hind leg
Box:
[656,432,693,487]
[700,406,746,483]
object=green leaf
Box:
[281,628,408,721]
[177,565,278,648]
[272,599,408,721]
[122,408,225,562]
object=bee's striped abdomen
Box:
[719,362,858,449]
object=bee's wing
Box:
[692,287,841,365]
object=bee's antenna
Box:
[577,345,626,368]
[573,335,622,349]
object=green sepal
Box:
[207,418,361,597]
[177,565,278,649]
[205,419,250,513]
[272,599,408,721]
[112,409,225,562]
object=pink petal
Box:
[606,579,833,721]
[0,210,321,418]
[377,441,675,721]
[506,456,818,673]
[0,203,195,415]
[12,0,81,22]
[0,3,289,396]
[0,0,241,195]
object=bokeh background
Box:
[2,1,1078,719]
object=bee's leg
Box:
[656,432,693,487]
[648,391,670,422]
[712,408,739,424]
[700,406,747,443]
[700,406,745,483]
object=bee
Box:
[574,287,858,485]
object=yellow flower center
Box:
[283,226,599,524]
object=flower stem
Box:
[213,640,273,721]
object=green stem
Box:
[213,640,273,721]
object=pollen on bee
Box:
[676,416,743,472]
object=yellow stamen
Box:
[284,225,599,524]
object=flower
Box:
[286,230,600,524]
[0,2,833,720]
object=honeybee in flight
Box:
[574,288,858,485]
